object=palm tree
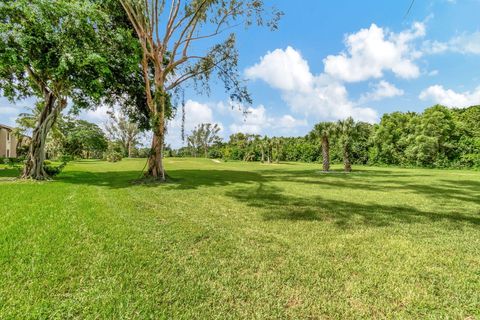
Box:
[335,117,359,172]
[260,136,271,163]
[271,137,284,164]
[311,122,335,171]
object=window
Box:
[6,149,9,157]
[7,132,10,141]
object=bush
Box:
[43,161,66,177]
[105,150,123,163]
[2,157,21,167]
[208,148,223,159]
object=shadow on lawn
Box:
[58,166,479,202]
[225,183,480,228]
[56,164,479,227]
[57,168,266,190]
[256,169,480,206]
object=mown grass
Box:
[1,158,479,319]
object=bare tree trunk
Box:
[343,146,352,172]
[146,127,166,181]
[261,146,265,163]
[322,136,330,172]
[22,92,63,180]
[145,90,166,181]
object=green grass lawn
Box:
[1,158,479,319]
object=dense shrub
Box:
[105,150,123,162]
[43,161,66,177]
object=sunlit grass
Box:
[1,158,479,318]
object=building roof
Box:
[0,123,14,131]
[0,124,31,139]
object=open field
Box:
[1,158,479,318]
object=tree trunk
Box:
[322,136,330,172]
[261,146,265,163]
[22,92,63,180]
[145,90,166,181]
[146,127,166,181]
[343,146,352,172]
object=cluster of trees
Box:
[14,106,146,162]
[174,105,480,170]
[0,0,281,180]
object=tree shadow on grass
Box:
[56,168,266,190]
[19,162,479,227]
[225,183,480,228]
[256,169,480,205]
[56,166,480,207]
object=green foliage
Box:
[61,120,108,159]
[1,157,21,168]
[106,151,123,163]
[43,161,66,177]
[0,0,112,104]
[105,141,124,162]
[105,108,141,157]
[187,105,480,169]
[186,123,222,158]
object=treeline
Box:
[174,105,480,169]
[12,107,149,163]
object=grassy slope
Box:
[0,158,479,319]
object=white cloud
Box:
[419,85,480,107]
[79,105,110,124]
[167,99,224,147]
[245,46,313,92]
[229,105,266,134]
[229,104,307,134]
[324,23,425,82]
[275,115,308,129]
[359,80,404,102]
[246,47,378,123]
[0,106,19,115]
[0,97,36,126]
[423,31,480,55]
[183,100,214,127]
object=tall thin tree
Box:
[311,122,336,172]
[335,117,359,173]
[120,0,282,181]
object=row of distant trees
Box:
[174,105,480,170]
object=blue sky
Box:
[1,0,480,147]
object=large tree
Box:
[0,1,104,178]
[120,0,282,181]
[0,0,142,179]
